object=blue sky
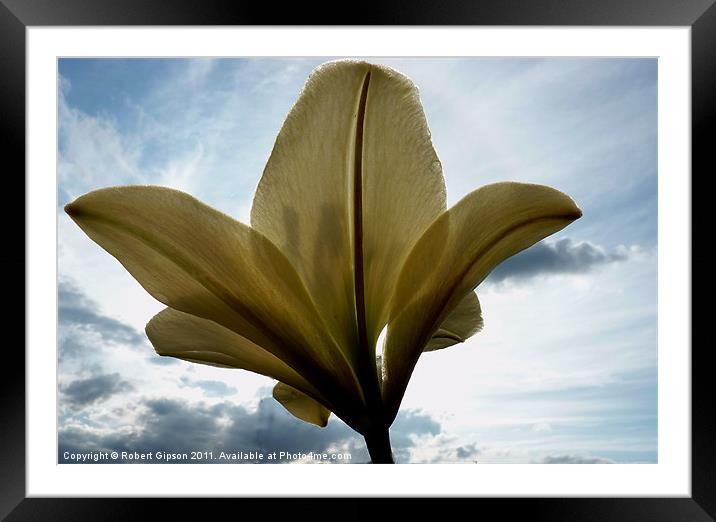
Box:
[57,57,657,464]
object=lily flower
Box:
[64,60,581,463]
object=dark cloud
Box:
[416,440,483,463]
[59,280,145,353]
[455,443,481,460]
[540,454,615,464]
[59,397,441,464]
[485,238,629,284]
[61,373,134,407]
[389,409,440,460]
[179,376,238,397]
[58,333,93,361]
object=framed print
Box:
[5,0,712,520]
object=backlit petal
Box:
[64,186,364,419]
[146,308,327,405]
[424,291,483,352]
[251,60,447,373]
[383,182,582,420]
[273,382,331,428]
[361,65,447,347]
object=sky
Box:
[57,57,657,464]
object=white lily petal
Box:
[251,60,447,374]
[383,182,582,421]
[146,308,327,404]
[65,186,365,418]
[273,382,331,428]
[424,291,483,352]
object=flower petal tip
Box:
[63,200,78,216]
[568,198,583,220]
[552,189,582,221]
[63,196,91,219]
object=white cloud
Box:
[59,76,146,200]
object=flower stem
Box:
[365,426,394,464]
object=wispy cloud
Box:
[58,76,146,202]
[539,454,615,464]
[179,376,238,398]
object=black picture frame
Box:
[3,1,710,520]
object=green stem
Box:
[365,426,394,464]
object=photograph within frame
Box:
[57,56,658,467]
